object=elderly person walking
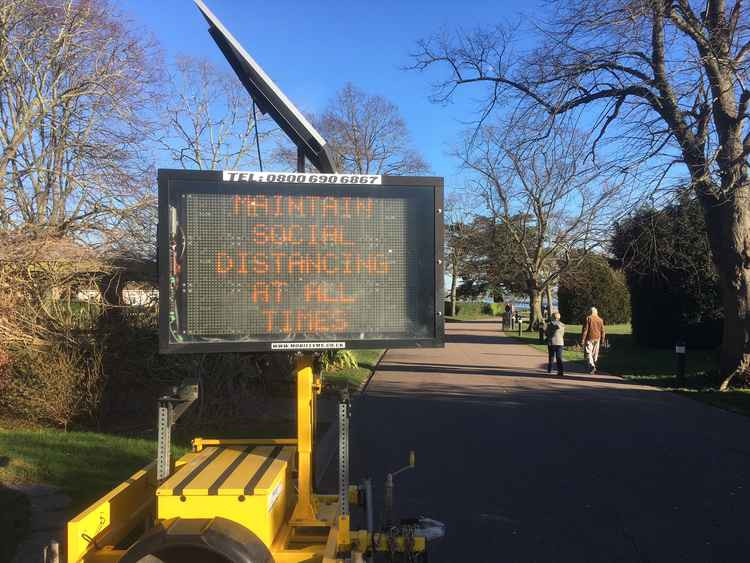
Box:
[581,307,606,374]
[546,311,565,377]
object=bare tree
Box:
[412,0,750,385]
[461,123,622,328]
[159,56,274,171]
[0,0,161,250]
[320,83,429,174]
[445,193,477,316]
[276,83,429,174]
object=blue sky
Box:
[122,0,542,194]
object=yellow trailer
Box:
[66,357,429,563]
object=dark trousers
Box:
[548,345,564,375]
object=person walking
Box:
[581,307,606,374]
[546,311,565,377]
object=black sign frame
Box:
[158,169,444,354]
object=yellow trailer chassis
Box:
[66,356,425,563]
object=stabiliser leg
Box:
[291,353,318,523]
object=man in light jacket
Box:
[546,311,565,377]
[581,307,605,374]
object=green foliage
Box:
[557,254,631,324]
[320,350,359,371]
[321,349,382,389]
[486,303,505,316]
[611,198,723,348]
[455,279,487,299]
[445,301,503,317]
[447,215,525,298]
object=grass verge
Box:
[0,427,187,512]
[322,349,384,390]
[506,324,750,415]
[0,427,187,561]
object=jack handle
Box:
[384,451,416,527]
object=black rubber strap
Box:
[207,446,256,495]
[243,446,283,495]
[171,447,224,496]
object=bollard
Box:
[675,340,686,383]
[43,540,60,563]
[517,318,523,337]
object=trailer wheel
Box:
[120,517,273,563]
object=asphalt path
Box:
[339,320,750,562]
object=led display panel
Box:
[158,169,444,353]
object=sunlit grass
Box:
[322,349,384,390]
[0,427,186,511]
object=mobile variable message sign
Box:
[158,169,444,353]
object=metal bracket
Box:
[156,400,173,481]
[338,390,351,518]
[156,379,199,482]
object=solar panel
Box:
[193,0,337,174]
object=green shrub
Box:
[558,254,631,324]
[445,301,503,317]
[487,303,504,316]
[320,350,358,371]
[0,340,104,429]
[456,302,483,317]
[611,199,722,349]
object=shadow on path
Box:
[377,362,639,387]
[342,319,750,562]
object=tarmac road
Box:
[338,320,750,562]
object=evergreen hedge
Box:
[558,254,631,325]
[445,301,504,317]
[611,198,723,349]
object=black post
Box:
[297,145,305,173]
[675,340,686,384]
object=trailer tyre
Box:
[120,517,274,563]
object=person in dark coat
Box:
[546,311,565,377]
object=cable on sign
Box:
[252,100,263,172]
[177,225,186,260]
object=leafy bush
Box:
[0,340,104,429]
[320,350,358,371]
[0,254,111,428]
[446,301,503,317]
[611,198,723,348]
[0,238,298,429]
[485,303,505,316]
[558,254,631,324]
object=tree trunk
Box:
[546,284,553,316]
[98,271,125,325]
[699,184,750,388]
[450,258,457,317]
[528,288,542,331]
